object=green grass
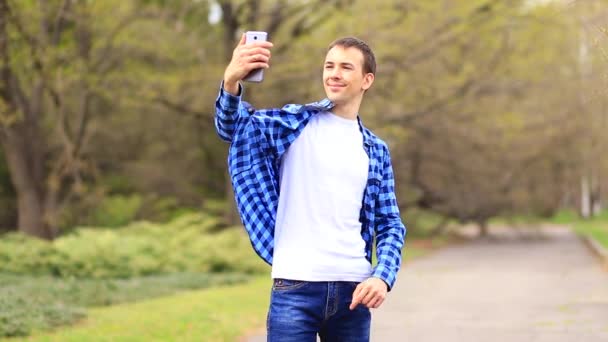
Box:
[4,239,441,342]
[0,273,249,338]
[571,221,608,249]
[488,209,608,250]
[549,209,608,249]
[2,276,271,342]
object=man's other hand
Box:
[350,277,388,310]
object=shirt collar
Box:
[307,98,373,147]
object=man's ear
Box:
[362,73,375,91]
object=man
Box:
[214,34,406,341]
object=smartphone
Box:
[243,31,268,83]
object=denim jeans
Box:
[267,279,371,342]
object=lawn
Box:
[5,240,441,342]
[551,210,608,249]
[572,221,608,249]
[2,276,271,342]
[489,209,608,250]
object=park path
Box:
[247,225,608,341]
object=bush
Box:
[401,207,452,237]
[89,194,143,227]
[0,213,268,278]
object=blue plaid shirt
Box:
[214,84,406,290]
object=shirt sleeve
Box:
[371,145,407,291]
[214,81,244,142]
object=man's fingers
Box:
[370,296,385,309]
[244,42,274,52]
[368,290,386,308]
[352,283,364,298]
[349,284,365,310]
[242,46,272,58]
[238,33,246,45]
[253,41,273,48]
[349,297,361,311]
[247,54,269,63]
[367,297,378,309]
[360,288,376,306]
[249,62,269,70]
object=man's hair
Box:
[327,37,376,75]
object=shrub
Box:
[89,194,143,227]
[0,213,268,278]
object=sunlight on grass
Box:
[3,276,271,342]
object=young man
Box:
[215,35,406,341]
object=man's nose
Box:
[330,68,342,79]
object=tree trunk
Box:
[0,1,54,239]
[0,130,54,239]
[478,220,489,237]
[581,175,591,219]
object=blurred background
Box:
[0,0,607,340]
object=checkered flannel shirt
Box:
[214,83,406,290]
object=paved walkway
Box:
[247,225,608,341]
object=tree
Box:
[0,0,155,238]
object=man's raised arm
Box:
[214,33,273,142]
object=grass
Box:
[550,209,608,249]
[2,276,271,342]
[488,209,608,249]
[571,220,608,249]
[0,273,249,338]
[4,239,441,342]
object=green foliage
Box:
[0,272,248,338]
[0,213,267,278]
[202,198,229,218]
[89,194,143,228]
[402,208,452,238]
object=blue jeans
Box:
[267,279,371,342]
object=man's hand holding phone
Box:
[223,32,272,95]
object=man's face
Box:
[323,46,374,106]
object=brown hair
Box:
[327,37,376,75]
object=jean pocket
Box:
[272,278,308,291]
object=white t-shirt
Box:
[271,111,372,282]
